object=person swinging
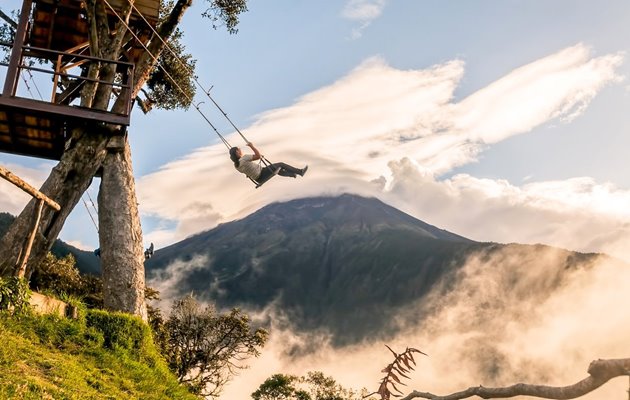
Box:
[229,142,307,186]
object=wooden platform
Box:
[30,0,160,55]
[0,96,132,160]
[0,0,159,160]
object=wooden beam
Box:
[17,198,44,278]
[0,96,131,125]
[2,0,32,97]
[0,165,61,211]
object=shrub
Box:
[30,253,103,308]
[164,295,268,397]
[0,276,31,314]
[85,309,153,354]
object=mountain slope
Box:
[4,195,603,347]
[147,194,604,345]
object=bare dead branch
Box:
[401,358,630,400]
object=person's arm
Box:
[247,142,262,160]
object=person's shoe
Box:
[300,165,308,176]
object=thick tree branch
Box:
[83,2,98,103]
[109,0,134,58]
[0,9,17,29]
[132,0,192,96]
[110,0,193,114]
[402,358,630,400]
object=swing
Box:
[105,0,283,189]
[248,157,281,188]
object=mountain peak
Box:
[238,193,471,243]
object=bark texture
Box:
[99,138,147,320]
[0,129,110,277]
[402,358,630,400]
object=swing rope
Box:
[126,1,253,145]
[102,0,232,150]
[105,0,278,187]
[16,54,101,231]
[81,197,99,234]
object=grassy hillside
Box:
[0,310,196,400]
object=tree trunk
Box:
[0,127,110,277]
[98,137,147,320]
[0,0,193,321]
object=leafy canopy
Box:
[142,0,248,112]
[252,371,372,400]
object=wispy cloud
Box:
[146,255,210,311]
[137,44,625,254]
[341,0,387,39]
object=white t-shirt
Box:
[237,154,261,180]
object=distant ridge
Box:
[0,212,100,274]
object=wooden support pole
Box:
[17,199,44,278]
[0,165,61,211]
[2,0,32,97]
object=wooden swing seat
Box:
[251,167,281,189]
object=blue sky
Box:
[2,0,630,260]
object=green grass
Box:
[0,310,197,400]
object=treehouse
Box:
[0,0,160,160]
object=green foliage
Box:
[0,310,197,399]
[31,253,81,294]
[202,0,249,34]
[0,276,31,314]
[252,374,308,400]
[141,0,248,111]
[144,2,198,111]
[85,309,152,354]
[252,371,371,400]
[163,295,268,398]
[0,9,17,63]
[145,287,168,354]
[30,252,103,308]
[146,27,196,111]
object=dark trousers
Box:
[258,162,301,181]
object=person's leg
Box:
[271,162,306,177]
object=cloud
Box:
[383,158,630,261]
[341,0,388,39]
[451,45,624,144]
[0,163,50,215]
[64,240,92,251]
[146,255,210,311]
[342,0,387,21]
[219,246,630,399]
[138,44,625,253]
